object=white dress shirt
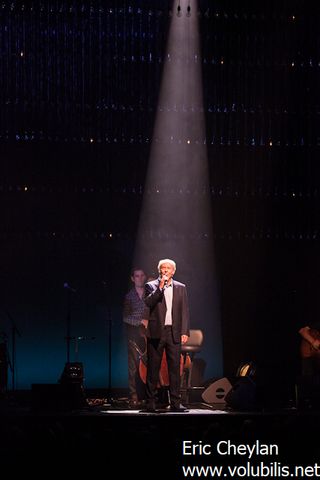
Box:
[164,283,173,325]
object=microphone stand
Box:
[102,281,112,406]
[108,302,112,403]
[63,283,76,364]
[2,309,21,392]
[66,288,71,363]
[0,331,11,395]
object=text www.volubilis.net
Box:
[182,462,320,477]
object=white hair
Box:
[157,258,176,273]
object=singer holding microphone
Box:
[143,258,190,412]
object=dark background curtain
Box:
[0,0,318,391]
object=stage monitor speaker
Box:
[32,384,65,412]
[201,377,233,404]
[31,382,87,412]
[225,376,257,411]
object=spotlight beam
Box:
[134,0,222,379]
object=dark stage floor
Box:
[1,390,320,476]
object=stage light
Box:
[237,361,256,378]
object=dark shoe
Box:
[170,404,189,412]
[145,401,158,412]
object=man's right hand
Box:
[313,339,320,350]
[159,275,168,289]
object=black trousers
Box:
[146,326,181,407]
[126,324,146,399]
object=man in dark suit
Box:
[143,258,190,412]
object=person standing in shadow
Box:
[123,267,148,407]
[299,323,320,376]
[298,323,320,408]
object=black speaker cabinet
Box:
[59,362,84,384]
[225,376,257,411]
[59,362,87,409]
[32,381,87,412]
[31,384,65,411]
[201,377,233,404]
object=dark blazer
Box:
[144,278,190,343]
